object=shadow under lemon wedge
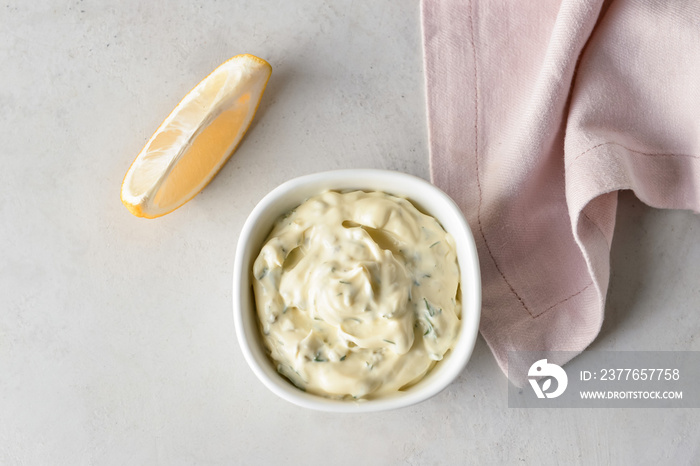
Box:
[121,54,272,218]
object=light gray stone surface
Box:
[1,1,698,464]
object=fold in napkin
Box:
[422,0,700,382]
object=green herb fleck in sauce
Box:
[424,298,435,317]
[256,267,269,280]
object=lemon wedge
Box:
[121,54,272,218]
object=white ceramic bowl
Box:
[233,169,481,412]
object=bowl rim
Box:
[233,169,481,412]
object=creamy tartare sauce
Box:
[252,190,461,399]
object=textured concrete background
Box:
[2,1,699,464]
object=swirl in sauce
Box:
[252,190,461,399]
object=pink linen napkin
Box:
[421,0,700,382]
